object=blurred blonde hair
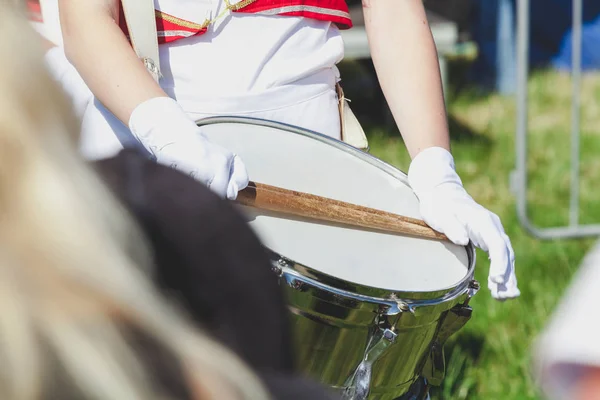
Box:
[0,4,271,400]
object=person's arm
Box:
[363,0,519,301]
[59,0,166,124]
[363,0,449,159]
[58,0,248,199]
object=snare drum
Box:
[199,117,479,400]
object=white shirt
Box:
[156,0,345,114]
[34,0,344,110]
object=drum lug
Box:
[387,293,415,314]
[271,257,287,277]
[421,303,474,386]
[466,280,480,303]
[342,327,398,400]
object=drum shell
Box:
[278,256,475,400]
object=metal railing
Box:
[512,0,600,239]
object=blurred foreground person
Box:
[533,240,600,400]
[23,0,94,121]
[0,4,272,400]
[21,0,298,378]
[5,5,338,399]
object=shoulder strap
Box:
[120,0,162,82]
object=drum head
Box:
[200,117,471,293]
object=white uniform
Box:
[36,0,345,160]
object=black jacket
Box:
[93,150,337,400]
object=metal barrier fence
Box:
[512,0,599,239]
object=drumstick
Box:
[236,181,449,242]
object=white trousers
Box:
[44,48,341,162]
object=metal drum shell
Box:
[272,244,476,400]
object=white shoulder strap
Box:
[120,0,162,82]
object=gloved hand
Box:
[129,97,249,199]
[408,147,519,300]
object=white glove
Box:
[129,97,249,199]
[408,147,519,300]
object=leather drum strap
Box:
[120,0,162,82]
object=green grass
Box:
[365,69,600,400]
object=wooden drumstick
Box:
[235,181,449,242]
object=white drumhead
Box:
[201,119,470,292]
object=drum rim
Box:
[197,116,477,301]
[271,246,476,306]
